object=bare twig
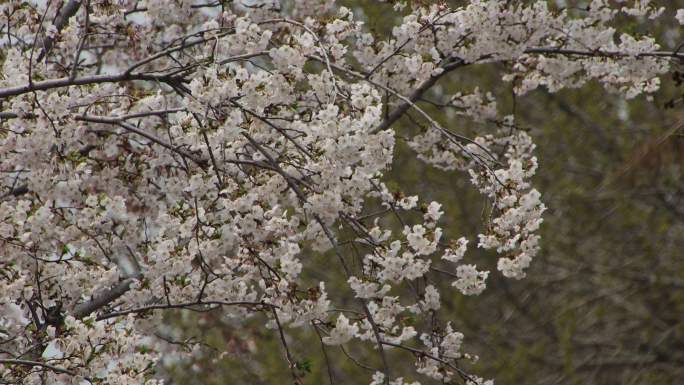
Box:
[271,308,303,385]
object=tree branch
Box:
[37,0,83,61]
[523,47,684,60]
[0,358,93,383]
[75,114,209,168]
[0,72,186,99]
[373,57,465,133]
[96,300,275,321]
[71,278,135,319]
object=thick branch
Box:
[524,47,684,60]
[75,114,208,168]
[0,358,93,382]
[71,278,135,319]
[37,0,82,61]
[373,57,465,133]
[0,72,183,99]
[96,300,274,321]
[0,112,19,119]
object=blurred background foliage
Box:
[163,1,684,384]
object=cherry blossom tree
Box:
[1,1,682,384]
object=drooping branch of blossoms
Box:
[1,1,682,385]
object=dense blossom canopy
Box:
[1,0,682,384]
